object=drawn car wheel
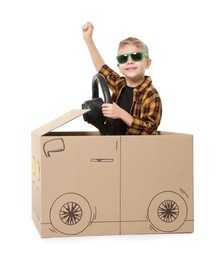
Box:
[50,193,92,235]
[147,191,187,232]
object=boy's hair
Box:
[118,37,149,56]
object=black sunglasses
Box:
[116,52,149,64]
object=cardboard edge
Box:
[32,210,42,236]
[32,109,90,136]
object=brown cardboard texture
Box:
[32,109,194,238]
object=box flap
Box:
[32,109,90,136]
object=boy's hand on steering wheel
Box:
[102,103,122,119]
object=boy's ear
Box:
[117,63,120,71]
[146,58,152,69]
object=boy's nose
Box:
[127,56,133,64]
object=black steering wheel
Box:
[92,73,112,103]
[82,73,115,135]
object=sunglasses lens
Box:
[117,55,128,64]
[131,52,143,62]
[117,52,147,64]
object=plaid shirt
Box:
[99,64,162,135]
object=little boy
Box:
[82,22,162,135]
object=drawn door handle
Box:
[91,158,114,163]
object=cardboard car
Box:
[31,109,194,238]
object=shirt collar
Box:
[121,76,152,92]
[135,76,152,92]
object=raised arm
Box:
[82,22,105,72]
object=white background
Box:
[0,0,223,258]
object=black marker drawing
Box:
[48,189,190,235]
[49,193,92,235]
[157,199,179,223]
[60,202,83,225]
[43,138,65,158]
[147,191,188,232]
[91,158,114,162]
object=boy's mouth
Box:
[125,66,137,71]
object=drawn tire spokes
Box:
[157,200,179,223]
[147,191,187,232]
[50,193,92,235]
[60,202,83,225]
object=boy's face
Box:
[117,44,151,86]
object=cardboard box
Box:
[32,109,194,238]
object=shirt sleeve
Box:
[99,64,125,94]
[127,92,162,135]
